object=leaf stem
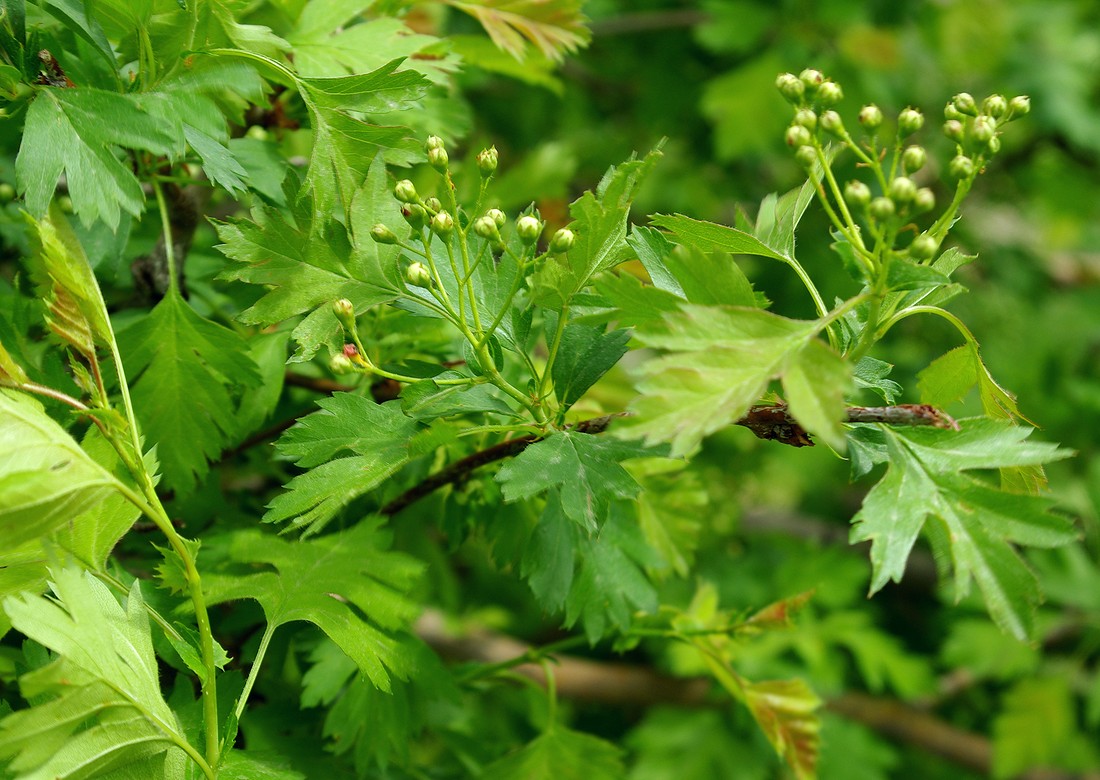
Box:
[152,180,178,298]
[231,623,277,739]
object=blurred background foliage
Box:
[446,0,1100,777]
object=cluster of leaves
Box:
[0,1,1093,779]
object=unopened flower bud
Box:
[343,343,359,359]
[1007,95,1030,118]
[898,107,924,136]
[401,204,426,229]
[516,215,543,244]
[909,233,939,260]
[786,124,812,147]
[902,145,927,172]
[971,115,996,144]
[332,298,356,330]
[406,261,433,288]
[485,207,506,227]
[913,188,936,213]
[844,180,871,207]
[423,196,442,214]
[394,179,418,203]
[983,95,1007,118]
[943,119,965,143]
[370,224,398,244]
[819,109,844,136]
[431,210,454,235]
[799,68,824,91]
[776,72,805,104]
[949,154,975,179]
[952,92,977,116]
[817,80,843,106]
[427,146,449,172]
[987,135,1001,154]
[793,108,817,131]
[0,182,14,204]
[473,215,502,243]
[425,135,445,151]
[477,146,498,176]
[549,228,575,254]
[944,102,963,121]
[329,353,356,374]
[858,104,883,129]
[869,196,895,220]
[794,145,817,169]
[888,176,917,203]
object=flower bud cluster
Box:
[940,92,1029,173]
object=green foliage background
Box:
[0,1,1098,779]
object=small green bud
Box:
[776,72,805,104]
[971,115,996,144]
[549,228,575,254]
[898,107,924,136]
[473,215,502,243]
[485,207,507,227]
[401,204,426,229]
[1007,95,1030,118]
[844,180,871,207]
[370,224,398,244]
[477,146,498,176]
[394,179,418,203]
[952,92,977,116]
[516,215,543,244]
[888,176,917,203]
[431,210,454,235]
[329,353,356,375]
[799,68,824,92]
[245,125,269,142]
[913,188,936,213]
[406,261,433,288]
[0,183,16,204]
[909,234,939,260]
[817,80,843,106]
[425,135,445,151]
[943,119,965,143]
[983,95,1007,118]
[794,145,817,169]
[987,135,1001,154]
[858,104,883,129]
[944,102,963,121]
[57,195,74,213]
[901,145,927,172]
[794,108,817,131]
[332,298,356,330]
[869,196,895,221]
[427,146,449,172]
[949,154,975,179]
[819,109,844,136]
[424,196,442,214]
[785,124,812,147]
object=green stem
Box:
[541,659,558,727]
[232,623,277,734]
[152,180,179,299]
[880,304,978,345]
[538,305,569,409]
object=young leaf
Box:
[743,678,821,780]
[0,568,195,778]
[627,304,849,454]
[850,420,1075,639]
[0,390,125,548]
[16,87,178,228]
[265,392,420,535]
[444,0,591,63]
[199,521,424,691]
[116,290,261,493]
[481,726,624,780]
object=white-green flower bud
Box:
[427,146,449,172]
[913,188,936,213]
[858,104,883,129]
[485,207,507,227]
[473,215,502,243]
[549,228,575,254]
[329,353,356,374]
[0,182,14,204]
[944,102,963,121]
[798,68,824,92]
[516,215,543,244]
[1007,95,1030,118]
[949,154,975,179]
[888,176,917,203]
[425,135,445,151]
[817,80,843,106]
[332,298,356,330]
[909,234,939,260]
[431,210,454,235]
[844,180,871,207]
[987,135,1001,154]
[952,92,977,116]
[401,204,426,229]
[898,107,924,136]
[971,115,996,144]
[776,72,805,104]
[902,145,927,172]
[477,146,498,176]
[406,261,433,288]
[793,108,817,131]
[869,196,895,220]
[423,196,442,214]
[794,145,817,169]
[786,124,813,147]
[394,179,418,203]
[943,119,965,143]
[983,95,1007,118]
[370,224,398,245]
[819,109,844,136]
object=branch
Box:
[414,610,1096,780]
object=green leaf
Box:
[850,420,1075,638]
[481,726,624,780]
[628,304,849,454]
[0,569,192,778]
[445,0,591,63]
[200,522,424,691]
[533,147,662,309]
[116,290,261,494]
[549,322,629,410]
[853,357,901,404]
[17,87,178,228]
[495,431,652,532]
[992,677,1095,778]
[0,390,124,548]
[400,372,516,421]
[650,212,787,263]
[265,393,420,535]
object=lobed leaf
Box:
[446,0,591,63]
[481,726,624,779]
